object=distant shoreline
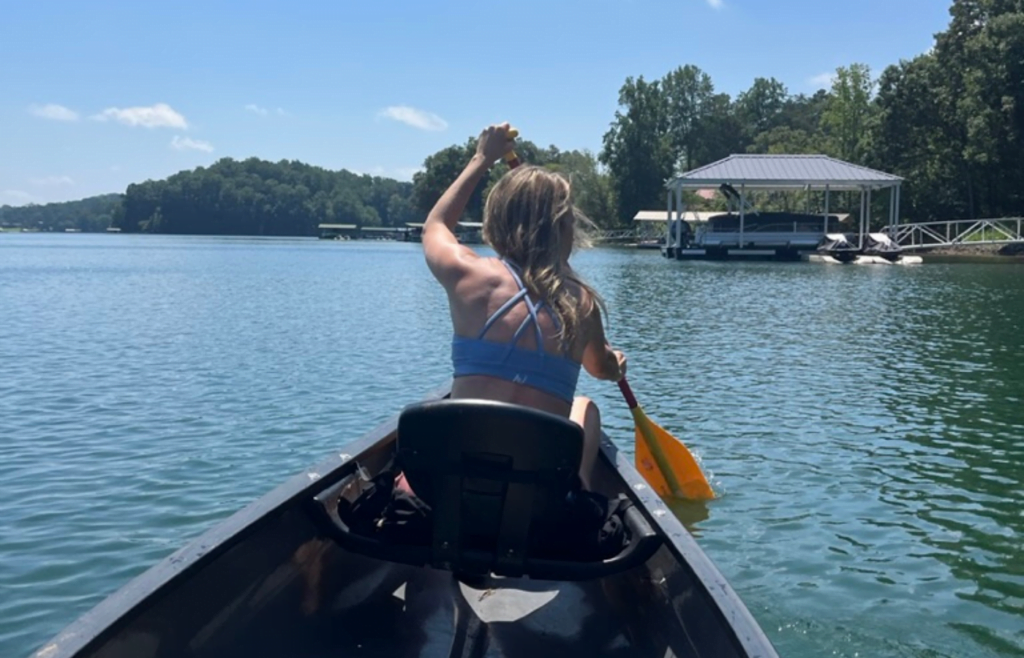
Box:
[918,243,1024,262]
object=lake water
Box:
[1,233,1022,657]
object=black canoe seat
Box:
[313,399,661,581]
[398,399,585,577]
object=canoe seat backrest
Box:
[397,399,583,577]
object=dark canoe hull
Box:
[32,386,778,658]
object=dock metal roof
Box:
[668,154,902,192]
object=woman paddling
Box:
[419,122,627,488]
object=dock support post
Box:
[739,185,746,248]
[887,187,892,232]
[858,189,866,250]
[895,185,901,230]
[824,185,830,234]
[674,186,684,259]
[867,187,872,237]
[665,189,674,258]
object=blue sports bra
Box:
[451,259,581,404]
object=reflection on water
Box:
[0,235,1022,658]
[664,499,711,532]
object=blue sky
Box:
[1,0,952,206]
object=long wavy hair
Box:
[482,165,605,349]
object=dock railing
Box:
[885,218,1024,250]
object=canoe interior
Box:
[34,394,777,658]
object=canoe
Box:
[32,386,778,658]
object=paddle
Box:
[618,378,715,500]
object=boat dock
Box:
[656,154,907,263]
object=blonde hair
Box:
[482,166,605,348]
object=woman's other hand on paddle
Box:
[611,350,628,381]
[592,346,627,382]
[474,123,516,167]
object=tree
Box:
[747,126,820,155]
[820,64,875,164]
[872,55,962,220]
[735,77,789,140]
[546,149,617,227]
[412,141,482,219]
[661,65,716,171]
[385,193,418,226]
[934,0,1024,217]
[778,90,830,136]
[696,92,746,165]
[600,76,675,223]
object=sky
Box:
[1,0,953,206]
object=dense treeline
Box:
[113,158,418,235]
[607,0,1024,223]
[0,194,122,233]
[6,1,1019,234]
[415,0,1024,227]
[411,138,617,227]
[874,0,1024,221]
[2,160,419,235]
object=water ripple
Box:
[1,235,1022,658]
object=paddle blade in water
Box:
[632,407,715,501]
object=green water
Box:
[1,233,1022,657]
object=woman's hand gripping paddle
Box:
[618,378,715,501]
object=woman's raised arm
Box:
[422,123,516,289]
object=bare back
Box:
[447,257,594,416]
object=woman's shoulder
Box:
[451,256,510,298]
[563,274,598,315]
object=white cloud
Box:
[378,105,448,131]
[246,104,288,117]
[706,0,723,8]
[809,72,836,89]
[170,136,213,153]
[1,190,36,206]
[29,103,79,122]
[93,103,188,129]
[29,176,75,187]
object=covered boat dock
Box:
[662,154,903,261]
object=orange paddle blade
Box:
[631,407,715,501]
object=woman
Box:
[421,122,627,488]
